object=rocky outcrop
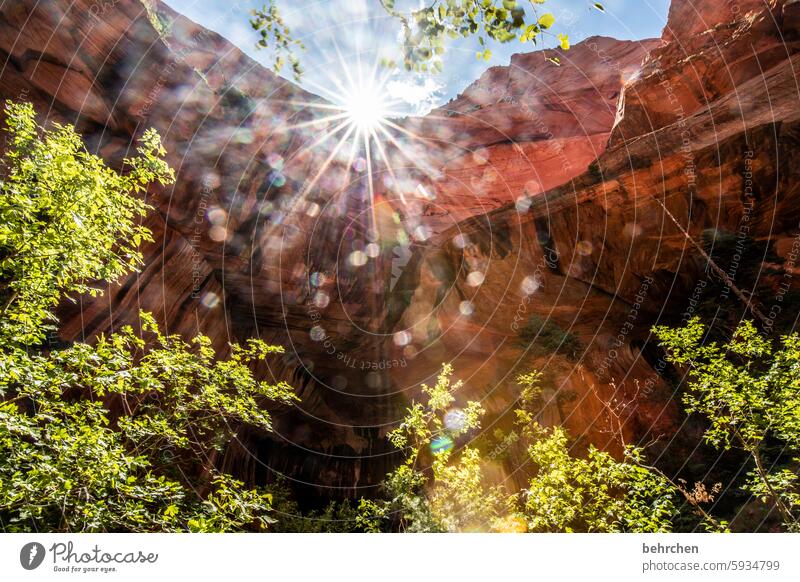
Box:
[404,36,660,235]
[610,0,800,145]
[0,0,399,498]
[2,0,799,509]
[399,0,800,496]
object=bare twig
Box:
[654,196,768,325]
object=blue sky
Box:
[163,0,670,114]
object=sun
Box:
[342,83,389,133]
[278,54,428,215]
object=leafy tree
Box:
[359,365,677,532]
[514,371,678,532]
[251,0,599,78]
[0,315,296,532]
[271,493,364,532]
[0,101,173,346]
[0,102,297,532]
[517,420,677,532]
[359,364,512,532]
[654,318,800,531]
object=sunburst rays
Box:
[272,46,432,238]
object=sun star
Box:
[343,83,388,133]
[277,54,439,223]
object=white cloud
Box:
[385,76,444,116]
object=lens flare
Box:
[430,434,454,454]
[343,83,388,132]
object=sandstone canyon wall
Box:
[2,0,799,514]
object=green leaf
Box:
[0,102,297,534]
[538,13,555,29]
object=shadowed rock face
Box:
[2,0,799,505]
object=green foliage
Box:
[0,102,297,532]
[516,369,544,406]
[250,1,305,80]
[362,364,676,533]
[218,83,257,118]
[0,101,174,346]
[383,0,562,72]
[0,311,296,532]
[519,422,677,532]
[142,0,173,37]
[362,364,512,532]
[268,486,364,532]
[250,1,591,77]
[514,371,677,532]
[654,318,800,530]
[516,314,582,359]
[0,310,297,532]
[356,498,389,532]
[361,322,800,533]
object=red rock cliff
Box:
[2,0,799,504]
